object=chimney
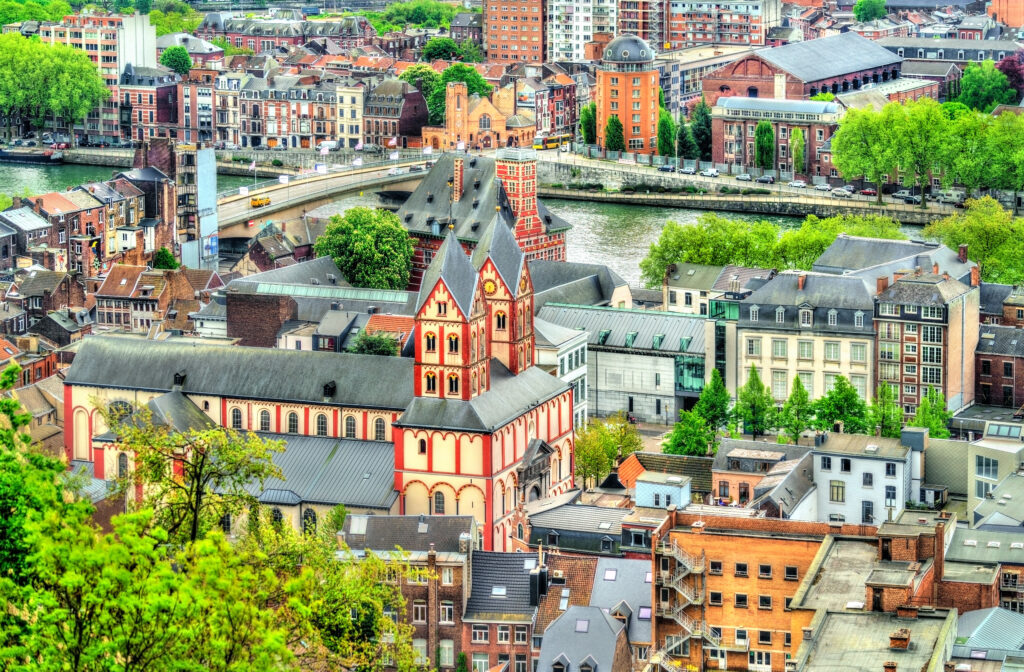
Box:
[970,265,979,287]
[877,276,889,294]
[889,628,911,650]
[883,663,898,672]
[12,196,21,209]
[452,157,464,202]
[896,605,919,619]
[958,243,968,263]
[942,272,950,281]
[797,273,807,291]
[932,262,939,274]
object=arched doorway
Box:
[482,135,492,148]
[528,485,541,502]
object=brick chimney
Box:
[932,262,939,274]
[452,156,464,203]
[958,244,968,263]
[971,265,980,287]
[798,273,807,291]
[889,628,911,650]
[883,662,898,672]
[877,276,889,294]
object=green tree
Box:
[984,110,1024,214]
[313,207,415,290]
[658,87,666,109]
[754,120,774,170]
[676,118,699,160]
[663,409,715,456]
[657,108,676,157]
[852,0,886,21]
[809,92,835,101]
[735,365,774,440]
[893,98,947,209]
[813,375,869,434]
[152,246,179,269]
[869,383,902,439]
[958,59,1017,112]
[774,213,904,269]
[456,652,469,672]
[693,368,730,430]
[348,332,399,356]
[573,422,613,489]
[604,114,625,152]
[134,0,151,13]
[148,6,202,35]
[159,44,193,76]
[943,111,990,195]
[907,388,952,438]
[458,39,483,62]
[114,0,133,12]
[106,409,285,544]
[398,62,440,107]
[923,196,1021,280]
[790,127,805,176]
[580,101,597,144]
[426,63,492,126]
[779,375,813,444]
[211,36,254,56]
[603,410,644,463]
[690,95,713,161]
[421,36,461,61]
[831,105,898,204]
[940,101,971,119]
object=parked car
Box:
[937,190,965,204]
[831,188,852,198]
[408,164,426,172]
[755,175,774,184]
[905,194,922,204]
[223,142,242,151]
[22,140,36,147]
[680,166,696,175]
[841,184,856,192]
[859,188,878,196]
[788,180,807,188]
[735,173,752,181]
[253,145,269,150]
[316,140,339,152]
[272,145,288,152]
[658,164,675,172]
[813,183,831,191]
[892,189,914,201]
[387,167,405,175]
[50,142,69,150]
[699,168,719,177]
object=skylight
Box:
[492,585,507,597]
[604,569,617,581]
[638,607,652,620]
[575,620,589,633]
[598,522,612,530]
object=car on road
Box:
[657,164,675,172]
[50,142,69,150]
[788,180,807,188]
[755,175,774,184]
[679,166,696,175]
[387,167,405,175]
[253,145,269,151]
[859,188,877,196]
[892,189,915,202]
[736,173,752,181]
[272,145,288,152]
[250,196,271,208]
[840,184,856,192]
[937,190,965,205]
[813,183,831,191]
[408,164,426,172]
[699,168,719,177]
[831,188,852,198]
[905,194,922,204]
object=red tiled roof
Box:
[366,314,415,339]
[33,192,79,215]
[534,554,597,634]
[0,337,20,361]
[96,265,146,297]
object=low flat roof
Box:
[800,538,879,611]
[943,561,1000,584]
[799,610,954,672]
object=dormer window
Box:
[750,305,758,322]
[437,302,447,316]
[776,306,785,323]
[827,309,837,326]
[854,311,864,328]
[800,309,812,327]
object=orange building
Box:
[421,82,536,151]
[483,0,545,63]
[595,35,660,154]
[989,0,1024,29]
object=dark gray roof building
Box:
[757,32,902,83]
[978,324,1024,358]
[588,557,653,644]
[738,271,875,334]
[536,304,705,355]
[528,503,631,555]
[530,260,628,309]
[465,550,540,621]
[815,234,977,285]
[340,514,476,552]
[536,606,628,672]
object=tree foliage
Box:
[458,39,483,63]
[984,109,1024,213]
[754,120,774,170]
[831,103,902,204]
[924,196,1024,283]
[809,92,835,102]
[779,375,813,444]
[314,207,414,290]
[580,102,597,145]
[159,45,193,76]
[676,119,699,161]
[690,95,713,161]
[663,410,715,456]
[693,368,730,430]
[572,412,642,488]
[908,388,952,439]
[211,36,254,56]
[790,127,805,176]
[657,108,676,157]
[0,0,72,23]
[813,376,869,434]
[869,383,902,439]
[996,51,1024,98]
[349,332,399,356]
[148,6,202,35]
[426,63,492,126]
[958,59,1017,113]
[398,63,440,113]
[421,36,461,61]
[152,246,179,269]
[852,0,886,21]
[736,366,774,440]
[604,115,625,152]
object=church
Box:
[63,199,576,551]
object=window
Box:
[885,462,897,477]
[879,303,898,316]
[776,306,785,323]
[259,410,271,431]
[425,333,437,351]
[1005,362,1014,378]
[710,561,723,575]
[821,456,832,471]
[759,564,772,579]
[345,415,356,438]
[922,346,942,364]
[231,408,243,429]
[419,439,428,455]
[785,565,798,581]
[440,601,454,623]
[851,343,866,363]
[750,305,758,321]
[495,311,507,330]
[425,372,437,393]
[735,593,748,608]
[798,340,813,360]
[497,625,510,643]
[515,655,527,672]
[515,625,528,644]
[448,334,460,353]
[472,654,489,672]
[316,414,328,436]
[718,482,730,498]
[884,486,896,508]
[413,639,428,665]
[828,309,838,326]
[863,472,874,487]
[287,412,299,433]
[976,455,998,479]
[437,302,447,317]
[747,338,762,356]
[709,591,723,605]
[840,458,851,473]
[977,480,995,499]
[440,640,455,667]
[772,370,787,399]
[772,339,787,358]
[413,600,427,623]
[830,480,845,503]
[375,418,386,441]
[735,563,748,577]
[472,625,489,643]
[854,311,864,328]
[434,491,446,514]
[921,306,942,319]
[824,342,840,361]
[759,630,772,645]
[922,367,942,384]
[758,595,772,610]
[118,452,128,479]
[921,325,942,343]
[448,374,460,394]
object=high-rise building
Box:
[547,0,618,62]
[483,0,546,63]
[595,35,659,154]
[666,0,781,49]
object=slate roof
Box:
[978,325,1024,357]
[146,391,216,433]
[752,452,815,516]
[743,270,875,311]
[536,304,705,354]
[465,550,538,619]
[713,264,776,292]
[534,554,598,636]
[341,514,475,552]
[416,227,479,316]
[664,262,724,290]
[618,452,714,492]
[396,358,567,432]
[14,270,64,298]
[65,335,414,410]
[529,503,630,537]
[875,36,1019,52]
[900,60,961,77]
[471,218,526,299]
[533,317,587,348]
[227,255,348,290]
[588,557,652,643]
[713,438,811,472]
[716,96,839,115]
[817,235,977,284]
[249,433,397,509]
[537,606,625,672]
[979,282,1013,316]
[876,272,973,307]
[756,32,901,83]
[529,260,627,309]
[0,207,50,232]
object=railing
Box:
[655,539,705,574]
[215,155,426,200]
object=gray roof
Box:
[816,235,952,275]
[249,433,396,509]
[945,527,1024,565]
[978,325,1024,357]
[227,255,349,290]
[0,207,50,232]
[979,282,1013,315]
[743,270,874,311]
[534,317,587,348]
[753,452,815,516]
[398,153,503,242]
[396,359,567,432]
[953,608,1024,661]
[450,12,482,27]
[536,304,705,354]
[716,96,839,115]
[876,36,1021,52]
[529,260,627,309]
[146,391,216,433]
[900,60,961,77]
[664,262,725,290]
[529,503,630,537]
[713,438,811,472]
[341,514,475,553]
[537,606,625,672]
[876,272,973,308]
[65,335,413,410]
[602,34,655,64]
[14,270,65,298]
[972,472,1024,527]
[416,228,479,316]
[67,460,115,504]
[465,550,537,619]
[756,32,901,83]
[588,557,652,643]
[630,452,714,492]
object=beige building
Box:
[968,428,1024,510]
[335,78,364,149]
[663,262,775,316]
[736,271,876,402]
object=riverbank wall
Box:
[63,149,297,177]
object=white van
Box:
[937,190,965,205]
[316,140,339,152]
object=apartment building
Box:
[484,0,546,63]
[736,271,876,402]
[967,428,1024,510]
[547,0,616,62]
[534,317,589,428]
[595,35,660,153]
[976,325,1024,408]
[874,269,980,418]
[653,45,753,113]
[666,0,782,49]
[214,71,248,147]
[662,262,774,316]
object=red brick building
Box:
[665,0,782,50]
[196,14,376,51]
[484,0,546,63]
[363,79,428,149]
[119,65,181,142]
[976,325,1024,408]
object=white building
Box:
[534,317,589,428]
[547,0,617,62]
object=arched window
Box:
[419,438,428,454]
[203,400,210,411]
[517,523,524,539]
[495,311,507,330]
[302,508,317,535]
[374,417,386,441]
[220,513,231,534]
[448,334,459,353]
[448,374,460,394]
[750,305,759,321]
[434,491,446,514]
[345,415,356,438]
[117,452,128,479]
[517,308,523,337]
[425,372,437,393]
[528,419,536,441]
[478,330,485,359]
[747,86,759,98]
[287,412,299,434]
[471,372,478,395]
[828,309,838,326]
[271,507,283,527]
[479,114,491,130]
[231,407,243,429]
[108,400,132,421]
[259,409,271,432]
[471,332,477,359]
[425,332,437,352]
[775,306,785,323]
[316,413,328,436]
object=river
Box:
[0,163,253,198]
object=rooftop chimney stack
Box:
[958,244,968,263]
[798,273,807,291]
[877,276,889,294]
[971,266,980,287]
[883,663,898,672]
[889,628,911,650]
[452,157,464,203]
[933,262,939,275]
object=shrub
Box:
[741,188,772,195]
[271,159,284,167]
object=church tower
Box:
[445,81,470,149]
[472,219,535,375]
[414,228,490,400]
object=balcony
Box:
[656,539,705,574]
[656,569,703,606]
